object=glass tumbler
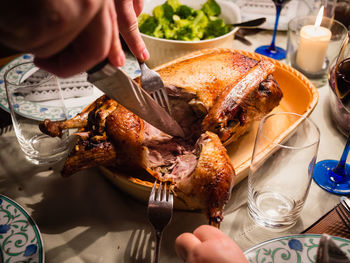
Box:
[5,62,69,165]
[286,15,347,86]
[248,112,320,230]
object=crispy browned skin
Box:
[105,104,147,168]
[59,100,235,225]
[40,49,283,225]
[157,50,258,110]
[62,141,116,177]
[202,60,283,144]
[174,132,235,226]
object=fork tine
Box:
[156,182,162,201]
[341,197,350,212]
[150,181,157,201]
[138,61,172,115]
[150,90,171,115]
[336,203,350,231]
[159,90,172,114]
[162,183,167,201]
[168,189,173,205]
[0,125,13,136]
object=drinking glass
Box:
[286,16,347,83]
[248,112,320,230]
[5,62,69,165]
[255,0,291,60]
[313,34,350,194]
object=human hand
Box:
[0,0,149,77]
[175,225,248,263]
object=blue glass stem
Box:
[333,133,350,178]
[269,5,282,52]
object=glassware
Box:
[248,112,320,230]
[328,61,350,135]
[286,16,347,86]
[334,0,350,29]
[5,62,69,165]
[255,0,291,60]
[313,34,350,194]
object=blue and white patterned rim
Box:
[0,194,44,263]
[244,234,350,263]
[0,53,140,121]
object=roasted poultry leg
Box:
[40,49,283,225]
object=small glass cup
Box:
[5,62,69,165]
[286,16,348,87]
[248,112,320,230]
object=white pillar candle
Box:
[296,25,332,73]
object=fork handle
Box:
[138,60,148,72]
[154,230,163,263]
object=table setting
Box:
[0,0,350,262]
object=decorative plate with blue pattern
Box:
[0,194,44,262]
[244,234,350,263]
[0,53,140,121]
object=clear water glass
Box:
[5,62,69,165]
[248,112,320,230]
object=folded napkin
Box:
[302,202,350,239]
[15,70,94,102]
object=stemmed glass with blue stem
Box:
[313,34,350,195]
[255,0,291,60]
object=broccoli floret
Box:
[176,5,193,19]
[138,13,150,26]
[176,25,198,41]
[192,10,208,29]
[139,16,158,36]
[182,10,207,40]
[204,18,231,39]
[174,17,191,28]
[163,24,177,39]
[152,3,176,39]
[153,3,174,22]
[201,0,221,17]
[152,24,165,38]
[138,0,231,41]
[166,0,181,12]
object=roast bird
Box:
[40,49,283,225]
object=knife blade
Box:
[87,60,184,138]
[316,234,350,263]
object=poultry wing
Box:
[40,49,283,225]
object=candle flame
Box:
[314,6,324,27]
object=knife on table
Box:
[316,234,350,263]
[87,60,184,138]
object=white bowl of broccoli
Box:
[138,0,241,68]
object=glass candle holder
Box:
[286,16,348,86]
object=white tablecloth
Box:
[0,30,347,262]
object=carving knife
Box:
[87,60,184,138]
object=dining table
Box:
[0,28,348,263]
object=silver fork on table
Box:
[147,181,173,263]
[138,61,172,115]
[335,196,350,231]
[0,125,13,135]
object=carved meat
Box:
[41,49,283,225]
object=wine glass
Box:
[255,0,291,60]
[313,35,350,194]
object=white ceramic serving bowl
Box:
[141,0,241,68]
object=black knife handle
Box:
[87,58,109,75]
